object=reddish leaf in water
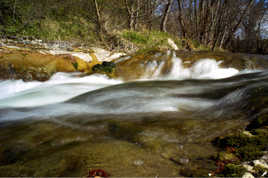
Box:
[88,169,109,177]
[226,147,236,153]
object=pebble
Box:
[243,131,254,137]
[242,172,255,178]
[243,164,255,173]
[133,160,144,166]
[179,158,190,165]
[253,160,268,169]
[262,171,267,177]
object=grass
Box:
[0,16,98,45]
[120,30,182,50]
[119,30,215,52]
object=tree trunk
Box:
[13,0,17,21]
[177,0,186,38]
[160,0,174,32]
[93,0,106,41]
[223,0,254,47]
[124,0,138,30]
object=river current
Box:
[0,55,267,124]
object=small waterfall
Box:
[141,51,239,80]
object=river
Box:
[0,51,267,176]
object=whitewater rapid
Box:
[2,55,264,123]
[0,57,241,109]
[0,73,122,108]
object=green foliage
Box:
[213,127,268,162]
[122,31,148,44]
[213,134,251,148]
[218,152,239,162]
[221,163,246,177]
[191,40,200,48]
[72,62,79,70]
[237,145,263,161]
[120,30,180,50]
[92,62,115,74]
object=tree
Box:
[92,0,107,41]
[124,0,142,30]
[174,0,255,50]
[160,0,174,32]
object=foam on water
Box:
[143,54,239,80]
[1,70,267,122]
[0,52,242,114]
[0,73,122,108]
[138,52,240,80]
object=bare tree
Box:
[92,0,107,41]
[124,0,142,30]
[175,0,255,50]
[160,0,174,32]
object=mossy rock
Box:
[218,152,239,163]
[247,113,268,130]
[213,127,268,162]
[0,50,91,81]
[221,163,246,177]
[237,145,263,161]
[92,61,115,74]
[114,49,171,80]
[213,134,251,148]
[253,165,268,177]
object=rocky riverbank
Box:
[0,39,125,81]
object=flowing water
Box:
[0,51,268,176]
[0,52,267,123]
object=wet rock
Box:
[167,39,178,50]
[23,71,33,81]
[35,72,50,81]
[0,145,29,165]
[7,64,16,78]
[177,158,190,165]
[254,165,268,177]
[242,172,255,178]
[246,112,268,130]
[253,160,268,169]
[243,131,254,137]
[107,121,142,143]
[221,163,247,177]
[180,166,210,177]
[92,61,115,74]
[243,163,255,173]
[0,50,92,81]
